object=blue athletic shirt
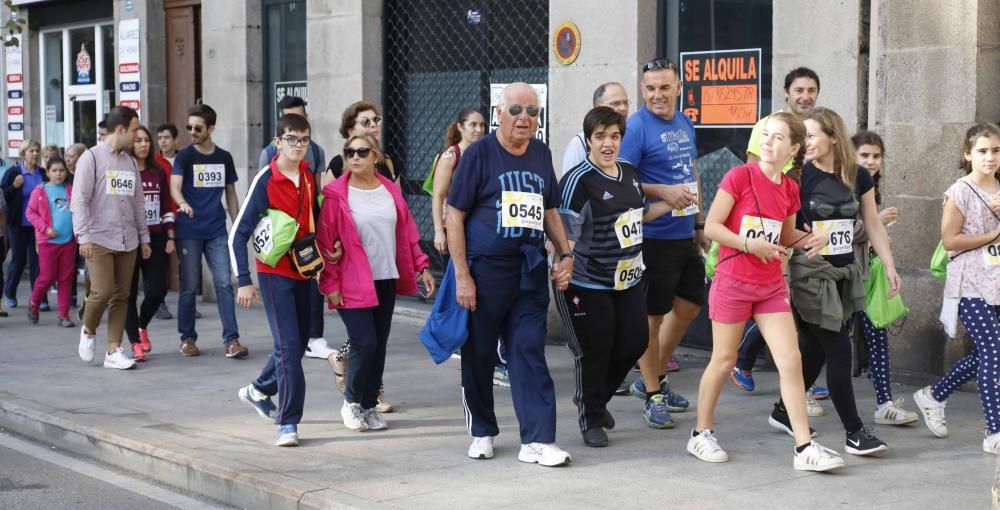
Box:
[45,183,73,244]
[171,145,238,240]
[447,132,559,257]
[618,105,698,240]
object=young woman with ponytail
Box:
[431,108,485,254]
[688,112,843,471]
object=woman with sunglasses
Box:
[769,107,900,458]
[691,112,841,470]
[318,134,435,432]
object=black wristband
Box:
[560,253,574,260]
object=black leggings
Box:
[779,305,864,433]
[125,233,170,344]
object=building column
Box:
[113,0,166,127]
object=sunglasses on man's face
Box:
[642,58,677,73]
[344,147,372,159]
[185,124,204,134]
[507,104,540,117]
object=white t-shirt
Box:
[560,131,589,178]
[348,185,399,280]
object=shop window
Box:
[262,0,307,145]
[69,27,96,86]
[43,31,64,147]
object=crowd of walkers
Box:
[1,58,997,471]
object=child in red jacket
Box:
[26,157,76,326]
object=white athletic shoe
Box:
[874,398,919,425]
[341,401,369,431]
[518,442,571,467]
[78,326,96,362]
[984,432,1000,454]
[793,441,845,472]
[305,338,336,359]
[103,346,137,370]
[686,429,729,463]
[806,389,826,417]
[363,408,388,431]
[468,436,494,459]
[913,386,949,438]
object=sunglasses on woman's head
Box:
[344,147,372,159]
[354,116,382,129]
[507,104,540,117]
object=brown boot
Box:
[180,338,200,356]
[225,338,249,359]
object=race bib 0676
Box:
[193,164,226,188]
[813,219,854,256]
[501,191,544,231]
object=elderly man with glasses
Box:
[169,103,246,359]
[445,82,575,467]
[560,81,631,176]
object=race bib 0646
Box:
[105,170,136,196]
[614,253,644,291]
[193,164,226,188]
[739,215,782,245]
[672,182,699,217]
[614,208,644,249]
[813,219,854,256]
[501,191,544,231]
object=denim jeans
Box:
[177,236,238,344]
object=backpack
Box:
[264,141,322,177]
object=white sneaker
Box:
[376,388,394,413]
[78,326,96,362]
[874,398,919,425]
[984,432,1000,454]
[341,401,368,431]
[806,389,825,417]
[103,346,137,370]
[468,436,494,459]
[793,441,845,472]
[913,386,949,438]
[363,408,387,430]
[518,442,571,467]
[687,429,728,463]
[305,338,336,359]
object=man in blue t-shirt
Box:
[618,58,705,429]
[446,83,574,467]
[170,103,245,359]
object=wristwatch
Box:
[560,253,574,260]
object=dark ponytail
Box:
[444,107,481,148]
[851,130,886,205]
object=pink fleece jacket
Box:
[318,171,429,309]
[25,183,72,246]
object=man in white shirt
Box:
[561,82,631,176]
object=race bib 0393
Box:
[105,170,136,196]
[614,208,644,249]
[501,191,544,231]
[813,219,854,256]
[193,164,226,188]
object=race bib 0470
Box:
[672,182,699,217]
[813,219,854,256]
[614,208,644,249]
[501,191,544,231]
[739,215,782,245]
[105,170,136,196]
[193,164,226,188]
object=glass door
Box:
[39,22,112,148]
[69,95,97,148]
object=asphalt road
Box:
[0,431,230,510]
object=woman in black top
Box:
[322,101,398,187]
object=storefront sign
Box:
[117,19,142,117]
[5,34,23,158]
[273,80,307,122]
[489,83,547,143]
[553,22,581,65]
[679,48,761,128]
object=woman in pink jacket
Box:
[26,157,75,326]
[318,134,436,432]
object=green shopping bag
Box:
[421,154,441,196]
[930,240,948,283]
[704,241,720,280]
[865,255,908,328]
[253,208,299,267]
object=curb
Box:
[0,399,369,510]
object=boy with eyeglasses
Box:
[170,104,245,359]
[232,114,321,446]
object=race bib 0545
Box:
[501,191,544,231]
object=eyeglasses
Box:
[344,147,372,159]
[642,58,678,73]
[281,135,311,147]
[185,124,204,134]
[809,199,859,219]
[506,104,540,117]
[354,116,382,129]
[603,99,630,109]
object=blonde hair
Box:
[802,107,857,192]
[343,134,385,167]
[19,138,40,159]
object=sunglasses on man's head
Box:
[344,147,372,159]
[642,58,677,73]
[507,104,540,117]
[185,124,204,134]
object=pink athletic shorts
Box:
[708,272,791,323]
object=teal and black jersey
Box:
[558,159,647,291]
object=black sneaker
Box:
[768,403,817,438]
[155,302,173,320]
[845,425,888,456]
[582,427,608,448]
[602,410,615,430]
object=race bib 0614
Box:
[501,191,544,231]
[614,208,644,249]
[813,219,854,256]
[739,215,782,245]
[672,182,699,217]
[193,164,226,188]
[105,170,136,196]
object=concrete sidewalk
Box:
[0,288,996,509]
